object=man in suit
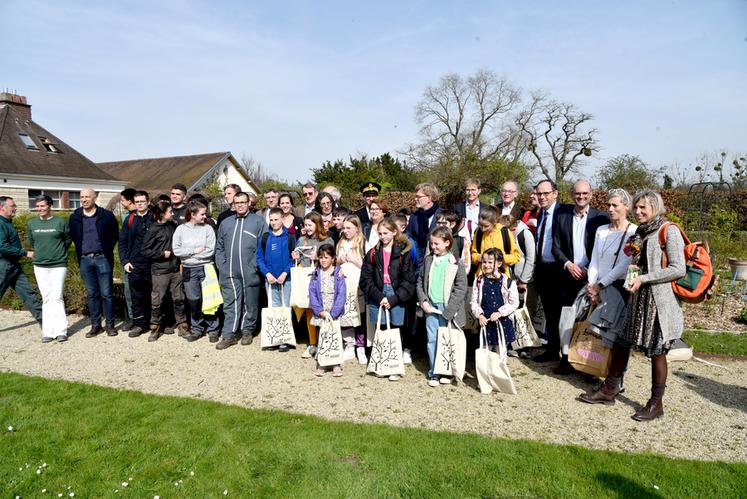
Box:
[498,180,523,220]
[294,182,319,217]
[549,179,610,374]
[453,178,483,241]
[531,179,567,365]
[354,181,381,226]
[408,182,443,267]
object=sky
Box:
[3,0,746,184]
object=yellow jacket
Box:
[470,224,522,272]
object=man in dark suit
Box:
[354,181,381,226]
[550,179,610,374]
[453,178,483,240]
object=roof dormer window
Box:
[18,133,38,150]
[39,136,62,153]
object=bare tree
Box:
[405,69,525,170]
[517,94,598,184]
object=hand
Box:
[627,276,642,293]
[26,251,34,258]
[338,253,347,263]
[277,272,287,285]
[194,246,205,254]
[291,250,299,260]
[478,314,488,327]
[586,283,599,295]
[421,301,433,314]
[567,263,586,280]
[489,312,502,322]
[124,262,133,273]
[319,311,331,320]
[380,297,390,309]
[338,268,345,278]
[164,250,171,258]
[310,247,317,260]
[266,273,277,284]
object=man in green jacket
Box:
[0,196,42,325]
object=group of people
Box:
[0,176,686,421]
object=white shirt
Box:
[538,202,557,263]
[571,207,589,268]
[587,223,638,287]
[304,204,314,215]
[500,201,515,216]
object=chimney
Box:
[0,91,32,121]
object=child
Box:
[257,207,296,352]
[292,211,334,358]
[141,200,188,342]
[336,214,366,363]
[436,210,470,269]
[470,205,521,277]
[309,243,347,377]
[360,218,416,381]
[329,207,350,245]
[416,226,468,387]
[392,213,419,365]
[471,248,519,354]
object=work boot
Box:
[128,326,144,338]
[148,325,162,342]
[85,325,103,338]
[216,338,238,350]
[120,319,134,332]
[177,322,191,338]
[241,334,254,346]
[106,325,118,337]
[632,384,665,422]
[579,375,622,405]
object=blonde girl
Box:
[336,215,367,363]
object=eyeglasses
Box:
[535,191,554,198]
[304,192,315,197]
[415,194,429,199]
[233,201,248,205]
[370,207,382,212]
[501,189,517,194]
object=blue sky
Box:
[3,0,746,183]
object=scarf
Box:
[413,202,440,247]
[627,215,666,265]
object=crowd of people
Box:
[0,177,686,421]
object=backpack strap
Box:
[516,229,526,256]
[501,226,512,254]
[127,212,136,228]
[262,232,269,253]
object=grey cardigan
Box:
[416,253,468,326]
[638,224,686,343]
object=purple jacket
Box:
[309,266,347,319]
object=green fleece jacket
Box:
[27,216,71,267]
[0,215,26,263]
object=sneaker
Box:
[241,334,254,346]
[85,325,103,338]
[208,334,220,344]
[309,345,318,358]
[403,348,413,365]
[332,366,343,377]
[302,345,313,358]
[120,319,134,332]
[278,344,290,353]
[428,378,439,387]
[56,335,68,342]
[106,325,118,336]
[507,350,519,358]
[216,338,238,350]
[185,333,203,342]
[128,326,144,338]
[343,345,356,362]
[439,377,452,385]
[161,325,175,335]
[388,375,402,381]
[518,349,531,359]
[41,336,54,343]
[356,347,368,365]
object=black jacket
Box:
[118,210,155,267]
[68,205,119,267]
[141,221,180,274]
[361,241,416,307]
[551,205,610,267]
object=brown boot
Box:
[177,322,191,338]
[148,324,162,342]
[579,375,621,405]
[632,384,665,421]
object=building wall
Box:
[0,174,124,212]
[216,159,258,196]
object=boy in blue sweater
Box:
[257,208,296,352]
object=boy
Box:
[256,208,296,352]
[436,209,470,269]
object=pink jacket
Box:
[470,274,519,319]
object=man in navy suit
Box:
[549,179,610,374]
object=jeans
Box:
[122,269,133,319]
[79,254,114,326]
[34,266,68,337]
[183,266,219,334]
[221,275,260,339]
[425,303,447,378]
[0,260,42,321]
[266,281,291,308]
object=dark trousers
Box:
[79,254,114,326]
[220,274,260,339]
[535,261,563,355]
[151,271,186,326]
[128,265,152,329]
[0,259,42,321]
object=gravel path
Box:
[1,310,745,463]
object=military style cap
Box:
[360,182,381,196]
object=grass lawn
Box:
[683,330,747,356]
[1,373,745,498]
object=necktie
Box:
[537,208,548,263]
[467,219,473,235]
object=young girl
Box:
[471,248,519,354]
[309,244,347,377]
[141,199,187,341]
[360,218,416,381]
[471,206,521,277]
[292,211,334,358]
[416,226,468,387]
[336,215,366,363]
